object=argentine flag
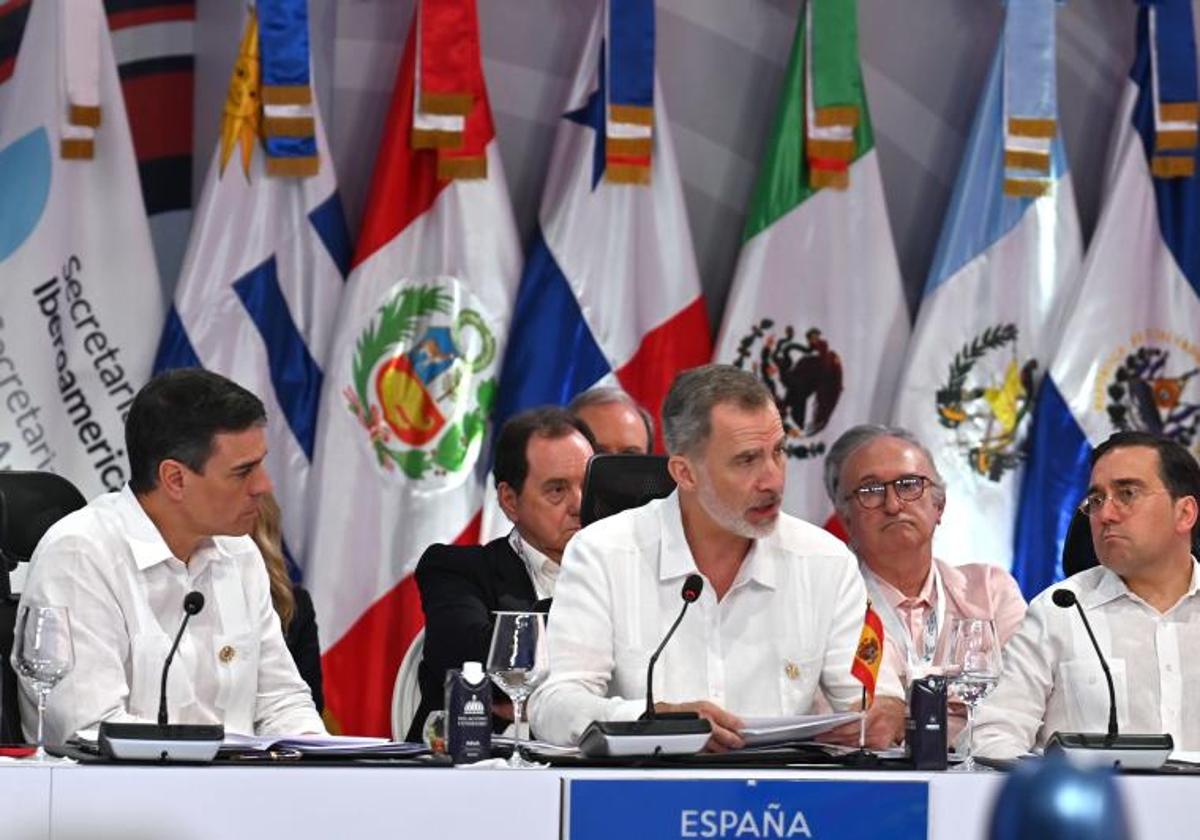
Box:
[155,4,350,568]
[892,1,1082,572]
[491,0,711,449]
[1014,0,1200,596]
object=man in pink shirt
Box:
[823,424,1027,739]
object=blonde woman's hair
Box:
[252,492,296,631]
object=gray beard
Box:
[696,477,778,540]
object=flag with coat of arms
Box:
[891,0,1083,573]
[713,0,909,529]
[488,0,712,462]
[0,0,163,498]
[1013,0,1200,596]
[154,0,350,571]
[305,0,522,736]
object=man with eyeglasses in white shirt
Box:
[975,431,1200,758]
[823,425,1026,741]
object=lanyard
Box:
[860,561,947,678]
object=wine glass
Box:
[486,611,548,768]
[935,617,1001,772]
[13,605,75,761]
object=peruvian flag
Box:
[713,0,908,530]
[489,0,711,457]
[305,0,520,736]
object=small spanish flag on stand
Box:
[851,599,884,748]
[851,599,884,702]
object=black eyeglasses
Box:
[845,475,934,510]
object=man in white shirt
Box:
[568,386,654,454]
[15,369,324,744]
[530,364,905,751]
[408,407,594,740]
[974,431,1200,758]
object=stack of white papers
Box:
[737,712,862,747]
[220,733,426,755]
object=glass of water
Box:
[486,611,547,768]
[13,605,75,761]
[935,617,1001,771]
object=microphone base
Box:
[1046,731,1174,770]
[98,722,224,763]
[579,718,712,758]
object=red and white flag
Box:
[305,0,520,735]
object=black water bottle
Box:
[445,661,493,764]
[905,675,948,770]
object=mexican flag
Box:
[713,0,908,527]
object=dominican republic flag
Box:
[892,0,1082,572]
[305,0,521,736]
[489,0,711,457]
[1013,0,1200,597]
[0,1,198,291]
[713,0,908,529]
[0,0,163,497]
[154,1,350,570]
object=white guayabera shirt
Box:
[974,563,1200,758]
[14,485,324,744]
[529,491,901,746]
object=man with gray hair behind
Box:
[530,365,906,751]
[567,386,655,454]
[823,424,1026,739]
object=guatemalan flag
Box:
[0,0,163,497]
[306,0,521,736]
[490,0,712,453]
[713,0,908,529]
[892,0,1082,572]
[155,1,349,570]
[1013,0,1200,596]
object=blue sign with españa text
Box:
[567,779,928,839]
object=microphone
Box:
[158,591,205,726]
[578,573,712,757]
[643,574,704,720]
[1046,588,1173,769]
[98,591,225,762]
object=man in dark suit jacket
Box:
[407,407,594,741]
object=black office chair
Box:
[580,454,676,526]
[0,471,86,743]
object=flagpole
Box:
[859,686,867,749]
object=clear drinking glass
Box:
[935,617,1001,771]
[486,611,548,768]
[13,605,75,761]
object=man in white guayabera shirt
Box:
[15,369,323,744]
[975,431,1200,758]
[530,364,905,752]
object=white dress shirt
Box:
[974,562,1200,758]
[529,492,898,746]
[509,529,560,600]
[14,485,324,744]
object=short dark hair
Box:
[493,407,594,494]
[566,386,654,453]
[126,369,267,494]
[1091,431,1200,539]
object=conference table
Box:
[1,761,1195,839]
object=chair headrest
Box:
[580,454,675,527]
[0,471,87,569]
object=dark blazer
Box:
[406,537,549,742]
[285,584,324,713]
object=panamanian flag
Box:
[892,0,1082,571]
[1013,0,1200,596]
[306,0,522,736]
[155,1,349,570]
[713,0,908,528]
[490,0,711,454]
